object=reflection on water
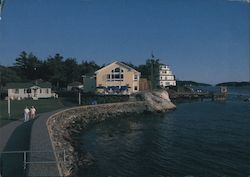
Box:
[78,99,250,177]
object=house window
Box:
[46,89,49,93]
[114,68,120,72]
[27,89,31,93]
[107,67,124,81]
[40,89,42,93]
[134,86,138,91]
[134,74,138,81]
[15,89,19,94]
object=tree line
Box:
[0,51,160,89]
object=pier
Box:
[169,92,227,101]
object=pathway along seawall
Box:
[47,91,176,177]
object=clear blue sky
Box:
[0,0,249,84]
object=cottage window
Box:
[134,86,138,91]
[40,89,42,93]
[15,89,19,94]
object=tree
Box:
[0,65,22,86]
[46,53,65,88]
[137,58,160,90]
[64,58,80,83]
[14,51,42,81]
[79,60,100,76]
[149,58,160,89]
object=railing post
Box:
[23,151,27,170]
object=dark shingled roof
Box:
[6,81,52,89]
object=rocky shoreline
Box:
[46,90,176,177]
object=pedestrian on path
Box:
[30,106,36,119]
[24,107,30,122]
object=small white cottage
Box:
[6,80,56,100]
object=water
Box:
[78,90,250,177]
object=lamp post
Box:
[80,75,86,105]
[78,90,81,105]
[8,96,10,118]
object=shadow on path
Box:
[0,119,35,177]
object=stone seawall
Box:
[47,90,176,177]
[47,101,147,176]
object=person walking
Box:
[24,107,30,122]
[30,106,36,119]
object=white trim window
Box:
[107,67,124,82]
[134,74,138,81]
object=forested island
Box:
[176,80,211,87]
[216,82,250,87]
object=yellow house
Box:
[95,61,140,94]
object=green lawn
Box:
[0,98,65,127]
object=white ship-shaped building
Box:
[158,64,176,87]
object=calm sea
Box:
[78,88,250,177]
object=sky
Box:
[0,0,249,84]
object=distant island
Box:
[216,82,250,87]
[177,80,211,87]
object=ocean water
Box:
[78,90,250,177]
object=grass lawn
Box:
[0,98,65,127]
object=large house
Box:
[158,64,176,87]
[95,61,140,94]
[6,80,56,100]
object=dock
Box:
[169,92,227,101]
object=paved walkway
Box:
[28,110,62,177]
[0,108,67,177]
[0,117,34,176]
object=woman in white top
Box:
[30,106,36,119]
